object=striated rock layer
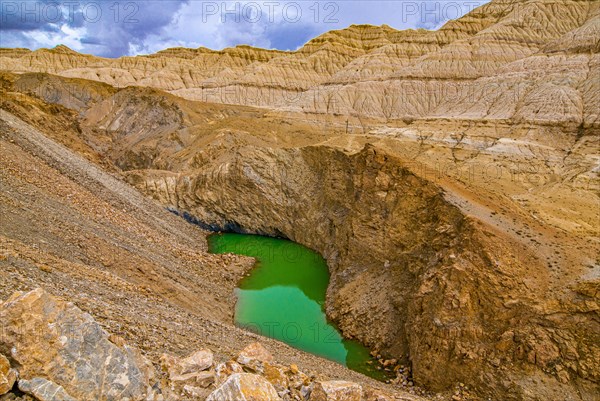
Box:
[1,0,599,126]
[1,68,598,401]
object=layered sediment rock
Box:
[1,0,598,126]
[125,142,599,400]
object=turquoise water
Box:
[208,232,391,380]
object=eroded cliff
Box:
[1,68,598,400]
[124,142,598,400]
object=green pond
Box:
[208,232,391,380]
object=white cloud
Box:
[23,24,86,51]
[0,1,490,56]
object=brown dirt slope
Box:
[0,106,423,400]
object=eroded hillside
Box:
[1,64,598,400]
[1,0,598,127]
[0,97,420,401]
[0,0,599,400]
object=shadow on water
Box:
[208,232,394,381]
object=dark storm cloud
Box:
[79,36,102,45]
[0,1,490,57]
[0,0,189,57]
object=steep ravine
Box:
[125,144,599,400]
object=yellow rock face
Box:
[206,373,282,401]
[0,288,153,401]
[0,354,17,395]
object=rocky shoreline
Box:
[0,288,420,401]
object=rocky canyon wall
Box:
[125,144,599,401]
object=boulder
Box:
[0,354,17,395]
[215,360,244,385]
[237,342,274,373]
[166,370,215,389]
[0,288,153,401]
[160,350,215,390]
[180,349,213,373]
[18,378,77,401]
[309,380,362,401]
[206,373,282,401]
[263,363,289,392]
[237,342,274,364]
[160,349,213,376]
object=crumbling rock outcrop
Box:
[0,288,156,401]
[126,142,599,400]
[1,289,398,401]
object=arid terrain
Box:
[0,0,599,400]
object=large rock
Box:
[262,363,289,392]
[0,288,153,401]
[309,380,362,401]
[0,354,17,395]
[237,342,274,364]
[180,349,214,374]
[215,360,244,386]
[161,349,214,380]
[237,342,274,373]
[160,350,215,397]
[206,373,282,401]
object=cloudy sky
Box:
[0,1,489,57]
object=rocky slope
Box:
[0,101,422,400]
[1,288,405,401]
[1,67,598,400]
[0,0,598,400]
